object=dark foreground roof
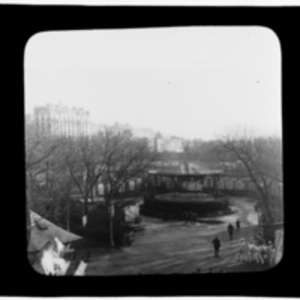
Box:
[28,211,82,253]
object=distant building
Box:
[131,127,157,151]
[155,135,184,153]
[33,104,90,138]
[89,123,105,136]
[103,122,128,136]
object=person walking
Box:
[212,235,221,258]
[189,211,195,224]
[193,212,197,223]
[191,212,197,224]
[228,223,234,240]
[188,211,192,224]
[184,211,189,224]
[236,219,240,230]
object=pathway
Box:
[86,197,265,275]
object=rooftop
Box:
[28,211,82,253]
[149,161,223,176]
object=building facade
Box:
[33,104,90,138]
[89,123,105,136]
[155,135,184,153]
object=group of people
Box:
[228,219,240,239]
[211,219,241,258]
[237,239,275,265]
[210,218,275,267]
[184,211,197,224]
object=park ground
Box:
[85,197,270,275]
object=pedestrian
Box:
[227,223,234,240]
[189,211,194,224]
[247,242,255,263]
[191,212,196,224]
[193,212,197,223]
[184,211,189,224]
[237,239,246,262]
[266,242,274,265]
[188,211,191,224]
[191,212,194,224]
[252,244,261,264]
[236,219,240,230]
[186,211,190,224]
[212,235,221,258]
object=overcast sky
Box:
[24,27,281,140]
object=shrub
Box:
[142,193,231,218]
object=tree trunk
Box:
[91,185,94,201]
[227,144,275,224]
[261,195,276,225]
[67,198,70,231]
[109,205,115,248]
[83,194,89,239]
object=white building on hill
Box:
[33,104,90,138]
[155,135,184,153]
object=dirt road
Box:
[86,197,263,275]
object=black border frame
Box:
[0,3,296,297]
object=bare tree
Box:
[38,137,76,230]
[103,128,157,247]
[35,125,157,247]
[64,134,108,238]
[25,122,58,246]
[218,129,283,224]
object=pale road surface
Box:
[86,197,260,275]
